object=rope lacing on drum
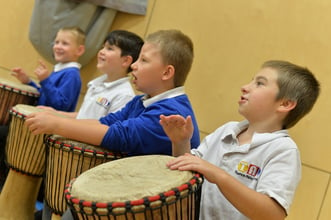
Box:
[91,201,97,216]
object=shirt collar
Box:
[54,62,81,72]
[142,87,185,107]
[89,75,130,89]
[222,120,289,148]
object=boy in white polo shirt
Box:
[160,60,320,220]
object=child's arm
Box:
[37,106,78,118]
[159,114,193,156]
[167,154,286,220]
[11,67,31,84]
[25,111,107,146]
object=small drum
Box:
[0,104,45,220]
[45,135,125,218]
[5,104,45,175]
[0,77,39,125]
[65,155,203,220]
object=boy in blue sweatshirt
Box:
[12,26,85,112]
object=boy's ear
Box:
[278,99,297,113]
[122,55,133,68]
[77,45,85,57]
[162,65,175,80]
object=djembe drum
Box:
[0,77,39,125]
[44,135,125,219]
[0,104,45,220]
[65,155,203,220]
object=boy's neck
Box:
[237,121,283,145]
[104,71,128,83]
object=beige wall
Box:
[0,0,330,219]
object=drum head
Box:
[70,155,194,203]
[11,104,44,118]
[0,77,39,96]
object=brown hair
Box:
[262,60,320,129]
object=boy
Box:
[11,26,85,112]
[160,60,320,220]
[0,27,85,183]
[25,29,200,156]
[6,26,85,219]
[40,30,144,119]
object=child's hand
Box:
[25,111,56,135]
[159,114,193,144]
[34,60,50,81]
[36,105,56,113]
[11,67,31,84]
[167,153,221,184]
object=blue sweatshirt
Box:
[99,94,200,156]
[29,64,81,112]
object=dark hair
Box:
[105,30,144,72]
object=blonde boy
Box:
[12,27,85,112]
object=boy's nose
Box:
[241,84,249,93]
[130,62,137,70]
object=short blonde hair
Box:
[58,27,86,46]
[145,30,194,87]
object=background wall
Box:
[0,0,330,219]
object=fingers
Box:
[159,114,187,127]
[167,153,196,171]
[38,59,47,68]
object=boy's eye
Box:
[256,81,264,86]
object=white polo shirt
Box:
[76,75,135,119]
[192,120,301,220]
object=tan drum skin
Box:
[65,155,203,220]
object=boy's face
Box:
[97,42,126,75]
[238,67,282,122]
[53,31,83,63]
[130,43,169,97]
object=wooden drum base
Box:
[0,169,42,220]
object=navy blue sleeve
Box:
[99,95,200,156]
[39,68,81,111]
